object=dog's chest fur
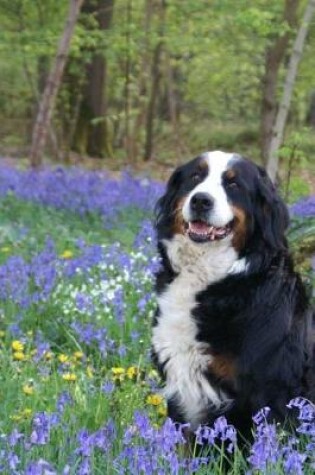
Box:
[152,236,238,428]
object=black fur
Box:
[152,153,314,440]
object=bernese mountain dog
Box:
[152,150,314,440]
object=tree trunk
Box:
[74,0,114,158]
[266,0,315,182]
[143,0,166,162]
[124,0,132,161]
[166,52,187,157]
[129,0,153,162]
[30,0,84,167]
[260,0,299,165]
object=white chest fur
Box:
[152,236,238,429]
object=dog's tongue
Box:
[189,221,211,235]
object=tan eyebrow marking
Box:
[199,158,209,172]
[225,169,236,179]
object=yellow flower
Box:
[146,394,163,406]
[158,405,167,417]
[44,351,53,360]
[0,330,5,338]
[112,367,125,375]
[111,367,125,381]
[73,351,84,360]
[13,351,26,361]
[58,354,69,364]
[12,340,24,352]
[23,384,34,395]
[60,250,73,259]
[11,408,32,422]
[62,372,77,382]
[126,366,138,379]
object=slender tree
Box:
[124,0,132,161]
[143,0,166,161]
[260,0,299,165]
[266,0,315,182]
[30,0,84,167]
[129,0,153,162]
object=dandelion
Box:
[126,366,138,379]
[112,367,125,375]
[11,408,32,422]
[44,351,53,360]
[73,351,84,360]
[60,250,73,259]
[111,367,125,381]
[146,394,163,406]
[12,340,24,352]
[62,373,77,382]
[13,351,26,361]
[157,405,167,417]
[58,354,69,364]
[23,384,34,395]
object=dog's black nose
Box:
[190,192,214,213]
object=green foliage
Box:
[279,127,313,203]
[0,0,314,163]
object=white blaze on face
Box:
[182,150,235,227]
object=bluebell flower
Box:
[25,459,57,475]
[102,380,115,394]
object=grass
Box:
[0,194,150,260]
[0,172,313,474]
[0,190,165,473]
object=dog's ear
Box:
[255,166,289,251]
[155,166,183,228]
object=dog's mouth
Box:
[186,220,233,243]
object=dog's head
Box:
[156,151,289,255]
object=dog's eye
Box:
[191,172,202,183]
[226,180,238,190]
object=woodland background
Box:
[0,0,314,197]
[0,3,314,472]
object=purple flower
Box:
[248,407,280,471]
[252,406,271,425]
[0,166,164,225]
[77,457,91,475]
[8,428,23,447]
[30,412,59,445]
[7,451,20,470]
[195,417,236,454]
[25,459,56,475]
[56,391,73,414]
[290,196,315,218]
[283,449,306,474]
[102,380,115,394]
